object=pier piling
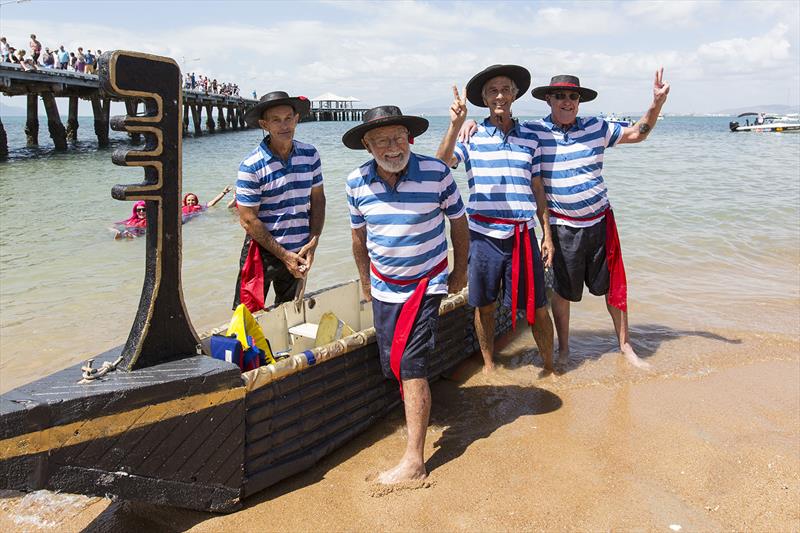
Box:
[204,104,215,133]
[41,93,68,150]
[66,96,79,141]
[0,117,7,160]
[25,94,39,147]
[191,105,202,136]
[90,96,110,147]
[217,106,226,131]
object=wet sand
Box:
[2,324,798,532]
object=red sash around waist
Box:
[470,214,535,329]
[550,208,627,312]
[240,239,265,313]
[370,258,447,399]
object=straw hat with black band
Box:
[244,91,311,128]
[342,106,429,150]
[465,64,531,108]
[531,75,598,102]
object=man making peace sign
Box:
[437,64,555,374]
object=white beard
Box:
[374,150,410,174]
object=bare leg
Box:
[377,377,430,484]
[551,292,571,366]
[605,297,651,370]
[532,306,554,373]
[475,303,496,373]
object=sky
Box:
[1,0,799,115]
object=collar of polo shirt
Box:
[366,152,422,184]
[482,117,520,138]
[544,114,584,132]
[260,136,297,161]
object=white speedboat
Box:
[601,113,633,127]
[729,112,800,133]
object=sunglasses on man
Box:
[550,92,580,101]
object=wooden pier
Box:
[305,92,368,123]
[0,63,258,159]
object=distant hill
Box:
[714,104,800,116]
[0,98,27,116]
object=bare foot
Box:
[621,343,651,370]
[481,361,495,374]
[538,367,553,379]
[377,458,427,485]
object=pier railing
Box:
[0,63,258,159]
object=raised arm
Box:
[436,85,467,167]
[206,185,232,207]
[350,226,371,302]
[618,67,670,144]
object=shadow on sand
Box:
[496,322,742,374]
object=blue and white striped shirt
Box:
[525,115,623,228]
[453,118,540,239]
[346,152,466,303]
[236,138,323,251]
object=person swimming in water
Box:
[182,185,232,221]
[113,200,147,239]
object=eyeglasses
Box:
[136,208,146,212]
[551,92,580,101]
[369,134,409,149]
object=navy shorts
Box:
[468,228,547,310]
[232,235,299,310]
[372,293,443,381]
[550,220,609,302]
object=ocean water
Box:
[0,114,798,392]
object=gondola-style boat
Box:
[0,51,512,512]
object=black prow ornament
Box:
[99,50,201,370]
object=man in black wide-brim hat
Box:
[343,105,469,484]
[437,64,555,375]
[232,91,326,312]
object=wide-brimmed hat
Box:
[465,64,531,107]
[342,106,429,150]
[244,91,311,128]
[531,75,598,102]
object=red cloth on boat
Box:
[550,208,627,312]
[470,214,535,329]
[369,258,448,399]
[239,239,265,313]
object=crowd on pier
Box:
[0,34,101,73]
[1,34,242,97]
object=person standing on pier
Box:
[232,91,326,312]
[437,64,554,374]
[344,106,469,484]
[28,34,41,65]
[56,45,68,69]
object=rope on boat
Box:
[78,355,124,384]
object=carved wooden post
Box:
[25,94,39,147]
[0,116,7,160]
[41,93,67,151]
[91,95,110,147]
[191,104,202,136]
[99,50,200,370]
[204,104,215,133]
[217,105,226,131]
[66,96,79,141]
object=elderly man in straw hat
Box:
[343,106,468,484]
[523,70,670,370]
[233,91,326,312]
[437,64,555,374]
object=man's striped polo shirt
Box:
[525,115,623,228]
[236,137,323,252]
[346,152,466,304]
[453,118,540,239]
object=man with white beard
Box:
[343,106,469,484]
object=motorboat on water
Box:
[729,112,800,133]
[600,113,633,127]
[0,50,514,512]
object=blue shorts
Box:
[468,228,547,310]
[372,294,443,381]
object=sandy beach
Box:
[2,320,797,532]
